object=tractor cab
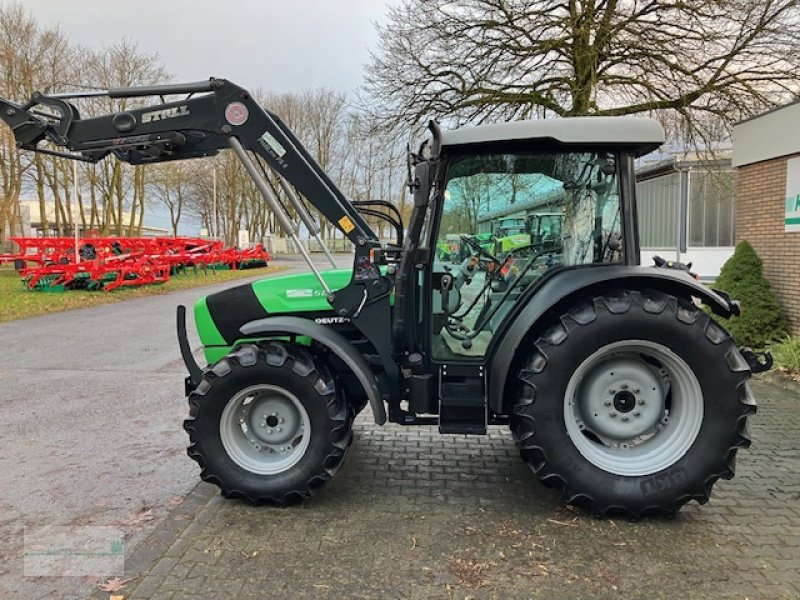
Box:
[401,118,662,432]
[494,217,527,236]
[429,145,624,354]
[419,118,660,361]
[527,213,563,246]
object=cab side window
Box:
[430,151,621,359]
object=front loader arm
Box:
[0,78,377,246]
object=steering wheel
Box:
[460,234,500,264]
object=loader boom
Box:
[0,78,377,247]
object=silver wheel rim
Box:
[220,384,311,475]
[564,340,703,477]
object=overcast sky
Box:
[16,0,389,95]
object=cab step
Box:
[438,376,487,435]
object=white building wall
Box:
[733,101,800,168]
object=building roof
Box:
[635,155,732,180]
[734,98,800,126]
[466,174,563,222]
[732,101,800,167]
[441,117,665,155]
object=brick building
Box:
[732,103,800,334]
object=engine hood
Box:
[194,268,353,351]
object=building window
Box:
[688,170,735,247]
[636,172,680,248]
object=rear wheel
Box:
[184,342,352,505]
[511,289,755,518]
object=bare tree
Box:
[259,88,350,240]
[150,161,193,236]
[365,0,800,145]
[444,173,493,234]
[0,3,72,242]
[80,39,169,235]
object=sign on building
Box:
[785,157,800,233]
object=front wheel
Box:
[511,289,755,518]
[184,342,352,505]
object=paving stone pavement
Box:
[116,378,800,600]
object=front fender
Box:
[487,265,739,414]
[239,315,386,425]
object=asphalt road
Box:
[0,254,349,599]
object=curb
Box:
[90,482,218,599]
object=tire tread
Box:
[184,343,353,506]
[511,289,755,519]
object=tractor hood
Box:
[194,268,352,359]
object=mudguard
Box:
[487,265,741,414]
[239,315,387,425]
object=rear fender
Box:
[239,315,386,425]
[487,265,740,415]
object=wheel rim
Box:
[220,384,311,475]
[564,340,703,477]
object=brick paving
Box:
[118,378,800,599]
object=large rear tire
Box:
[184,342,352,505]
[511,289,755,518]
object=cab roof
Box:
[441,116,664,156]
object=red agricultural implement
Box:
[0,236,269,292]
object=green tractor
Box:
[0,78,772,518]
[492,216,530,254]
[487,213,564,255]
